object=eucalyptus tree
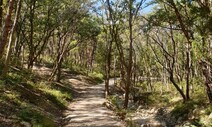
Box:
[104,0,146,108]
[0,0,3,29]
[75,16,101,72]
[145,0,212,102]
[145,2,192,101]
[103,0,125,97]
[50,16,101,82]
[122,0,146,108]
[17,0,59,69]
[3,0,22,75]
[48,0,93,81]
[165,0,212,101]
[0,0,15,59]
[146,26,188,101]
[190,1,212,99]
[95,0,125,97]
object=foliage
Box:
[38,81,72,108]
[88,72,104,83]
[170,100,212,126]
[0,0,211,126]
[0,69,72,125]
[107,95,127,119]
[18,108,56,127]
[77,16,101,39]
[171,101,196,120]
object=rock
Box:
[182,122,193,127]
[20,121,31,127]
[103,101,115,110]
[150,108,156,114]
[151,122,164,127]
[209,113,212,119]
[137,105,143,111]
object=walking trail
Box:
[62,76,126,127]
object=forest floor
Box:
[0,65,125,126]
[62,75,126,127]
[0,65,211,126]
[108,81,212,127]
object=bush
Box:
[171,102,194,120]
[38,81,72,108]
[0,69,72,126]
[18,108,56,127]
[88,72,104,83]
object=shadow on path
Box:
[62,77,125,127]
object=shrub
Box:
[38,81,72,108]
[18,108,56,127]
[88,72,104,83]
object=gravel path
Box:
[63,78,125,127]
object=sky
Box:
[92,0,156,16]
[142,0,156,14]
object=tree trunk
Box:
[0,0,3,29]
[49,32,69,81]
[105,40,112,97]
[27,0,36,69]
[124,0,133,108]
[170,73,187,102]
[185,42,192,100]
[56,57,63,82]
[105,0,114,97]
[0,0,15,59]
[21,45,24,68]
[171,0,192,101]
[28,51,34,69]
[200,60,212,103]
[89,40,97,72]
[3,0,22,75]
[113,55,117,84]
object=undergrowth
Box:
[108,78,212,126]
[0,68,73,126]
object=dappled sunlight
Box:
[68,79,87,86]
[63,78,125,127]
[0,0,211,126]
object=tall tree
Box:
[3,0,22,75]
[0,0,15,59]
[0,0,3,29]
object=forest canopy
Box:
[0,0,211,126]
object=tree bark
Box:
[185,42,192,100]
[124,0,133,108]
[170,0,192,101]
[105,39,112,97]
[3,0,22,75]
[200,60,212,103]
[89,40,97,72]
[0,0,3,29]
[105,0,114,97]
[27,0,36,69]
[170,72,187,102]
[0,0,15,59]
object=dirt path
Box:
[62,77,126,127]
